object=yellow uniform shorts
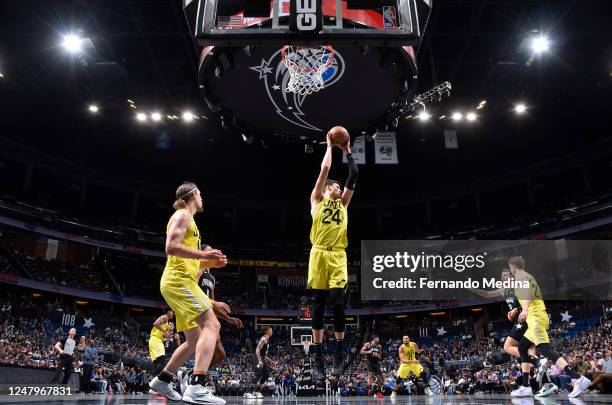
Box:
[160,273,211,333]
[307,248,348,290]
[149,336,165,361]
[397,363,423,379]
[524,311,550,345]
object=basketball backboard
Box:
[184,0,431,47]
[183,0,433,139]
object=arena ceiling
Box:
[0,0,610,199]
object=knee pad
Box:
[329,288,345,332]
[518,337,533,363]
[311,289,327,330]
[537,343,561,363]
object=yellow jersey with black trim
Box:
[514,271,546,314]
[163,210,201,282]
[400,342,417,361]
[310,198,348,250]
[150,321,168,340]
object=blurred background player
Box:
[390,335,424,399]
[149,181,228,404]
[360,335,384,398]
[308,129,358,379]
[244,326,274,399]
[470,271,539,366]
[149,308,174,373]
[508,256,591,398]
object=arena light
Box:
[393,315,408,319]
[417,111,431,121]
[182,111,195,122]
[75,300,89,305]
[515,103,527,114]
[151,112,162,122]
[136,112,147,122]
[0,72,4,79]
[430,311,446,316]
[32,293,42,298]
[62,34,83,53]
[438,115,446,120]
[88,104,99,113]
[476,100,487,110]
[470,307,483,312]
[531,36,550,54]
[466,112,477,122]
[452,112,463,121]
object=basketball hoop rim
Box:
[281,45,335,74]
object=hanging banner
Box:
[45,239,59,261]
[342,136,366,165]
[444,130,458,149]
[374,132,398,164]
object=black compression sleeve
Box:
[345,154,358,190]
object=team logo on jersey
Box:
[250,49,345,132]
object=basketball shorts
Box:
[367,361,382,376]
[524,311,550,345]
[160,273,212,333]
[307,247,347,290]
[508,321,527,342]
[255,363,271,383]
[149,336,165,361]
[397,363,423,379]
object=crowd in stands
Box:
[1,289,609,397]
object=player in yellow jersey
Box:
[149,182,228,404]
[390,336,424,399]
[308,131,358,379]
[149,307,174,372]
[508,256,591,398]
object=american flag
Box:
[217,15,243,29]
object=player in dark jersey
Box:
[470,270,538,364]
[244,327,274,399]
[360,335,383,397]
[163,322,181,360]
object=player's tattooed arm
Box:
[360,342,371,355]
[310,133,334,207]
[256,336,266,367]
[166,210,224,263]
[341,140,357,207]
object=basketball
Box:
[329,126,350,147]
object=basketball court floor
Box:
[1,394,610,405]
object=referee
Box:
[50,327,77,384]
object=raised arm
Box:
[165,210,224,266]
[310,133,334,207]
[340,142,357,207]
[153,315,168,332]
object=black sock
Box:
[563,366,580,380]
[158,370,173,383]
[190,372,208,386]
[313,343,323,363]
[335,340,344,360]
[522,373,530,387]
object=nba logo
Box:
[383,6,398,28]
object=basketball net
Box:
[302,341,311,355]
[281,46,335,95]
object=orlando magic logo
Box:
[249,49,345,132]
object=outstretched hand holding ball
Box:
[328,126,351,154]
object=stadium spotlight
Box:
[182,111,195,122]
[0,72,4,79]
[531,36,550,54]
[136,112,147,122]
[88,104,99,113]
[62,34,83,53]
[515,103,527,114]
[466,112,477,122]
[151,112,162,122]
[452,112,463,121]
[418,110,431,121]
